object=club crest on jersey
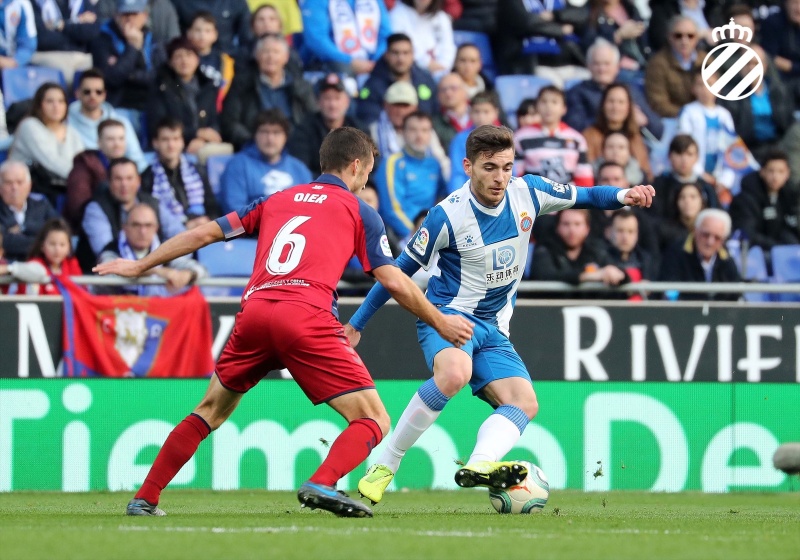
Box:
[519,212,533,232]
[380,235,393,257]
[413,227,429,255]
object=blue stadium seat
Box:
[494,75,552,129]
[452,30,496,80]
[770,244,800,302]
[197,238,258,297]
[206,154,233,198]
[2,66,66,108]
[727,243,770,302]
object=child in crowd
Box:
[0,219,82,295]
[515,98,539,129]
[514,86,593,186]
[677,70,737,205]
[186,12,235,109]
[594,132,645,187]
[651,134,720,217]
[448,92,501,191]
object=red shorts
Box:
[215,298,374,404]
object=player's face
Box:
[556,210,590,250]
[611,215,638,254]
[466,148,514,207]
[353,157,375,192]
[99,126,127,159]
[42,231,71,268]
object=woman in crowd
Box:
[659,181,708,252]
[390,0,456,80]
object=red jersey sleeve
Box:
[215,196,267,240]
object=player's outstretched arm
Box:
[371,264,474,347]
[573,184,655,210]
[93,221,225,277]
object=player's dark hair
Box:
[402,110,433,128]
[153,116,185,139]
[387,33,412,47]
[536,85,566,105]
[253,109,291,137]
[669,134,699,155]
[108,157,138,177]
[466,125,514,163]
[191,10,217,27]
[319,127,379,173]
[471,91,499,110]
[97,118,125,137]
[27,218,73,261]
[760,148,789,167]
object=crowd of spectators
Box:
[0,0,798,302]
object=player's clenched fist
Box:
[436,314,475,348]
[623,185,656,208]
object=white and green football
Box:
[488,462,549,514]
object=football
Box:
[488,462,550,514]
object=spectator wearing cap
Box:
[147,37,222,157]
[219,109,312,213]
[287,73,366,177]
[0,161,59,262]
[172,0,252,59]
[90,0,165,123]
[221,33,316,149]
[357,33,437,126]
[432,73,471,153]
[67,69,147,172]
[0,0,37,71]
[300,0,391,77]
[29,0,111,88]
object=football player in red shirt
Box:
[95,127,473,518]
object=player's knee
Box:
[435,369,470,396]
[372,410,391,438]
[520,394,539,420]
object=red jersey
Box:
[215,174,395,317]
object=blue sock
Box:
[416,378,449,411]
[494,404,529,434]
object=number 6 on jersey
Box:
[267,216,311,275]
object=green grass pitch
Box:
[1,490,798,560]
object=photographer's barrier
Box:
[0,379,796,493]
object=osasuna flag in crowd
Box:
[58,278,214,378]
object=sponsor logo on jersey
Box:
[413,227,429,255]
[492,245,516,271]
[380,235,393,257]
[519,212,533,232]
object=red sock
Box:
[309,418,383,487]
[135,413,210,504]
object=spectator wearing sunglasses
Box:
[67,69,148,172]
[645,15,705,117]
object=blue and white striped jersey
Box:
[405,175,580,335]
